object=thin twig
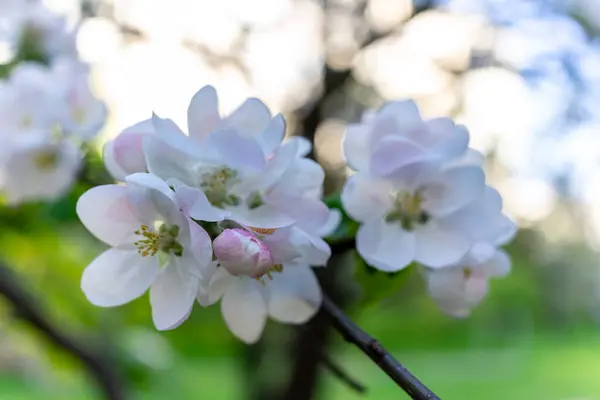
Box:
[322,294,440,400]
[0,262,125,400]
[321,353,366,394]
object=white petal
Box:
[370,136,428,177]
[224,98,272,136]
[187,85,221,141]
[356,220,416,272]
[186,217,214,271]
[150,260,198,330]
[377,100,422,131]
[175,184,227,222]
[205,129,265,171]
[343,124,370,171]
[206,266,235,305]
[318,209,342,237]
[423,166,486,217]
[414,223,471,268]
[103,140,129,181]
[125,172,177,203]
[426,118,469,159]
[77,185,141,246]
[286,136,312,157]
[265,192,329,233]
[268,266,321,324]
[480,249,511,277]
[257,114,286,156]
[221,278,268,343]
[143,136,197,187]
[341,172,392,222]
[230,204,295,229]
[81,248,159,307]
[270,158,324,197]
[151,112,186,138]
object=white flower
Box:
[343,100,469,181]
[342,100,514,272]
[0,63,61,136]
[76,173,215,330]
[343,165,487,271]
[140,86,330,230]
[0,133,81,204]
[425,242,511,318]
[53,60,107,140]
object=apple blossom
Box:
[0,132,81,204]
[76,173,215,330]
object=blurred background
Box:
[1,0,600,398]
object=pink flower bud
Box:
[103,120,154,181]
[213,229,274,278]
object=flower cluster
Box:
[0,0,106,204]
[77,86,338,343]
[342,101,516,317]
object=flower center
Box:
[134,224,183,257]
[385,191,430,231]
[201,166,241,207]
[33,149,59,170]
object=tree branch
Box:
[322,294,440,400]
[0,262,126,400]
[321,353,366,394]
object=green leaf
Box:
[352,251,415,308]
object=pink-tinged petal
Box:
[221,278,268,344]
[257,114,286,156]
[150,260,198,330]
[343,123,370,171]
[187,85,221,141]
[356,220,416,272]
[230,204,295,229]
[414,223,471,268]
[224,98,272,136]
[143,136,198,186]
[175,185,227,222]
[103,140,129,181]
[81,248,159,307]
[268,266,321,324]
[341,172,392,222]
[423,166,486,217]
[206,129,265,171]
[76,185,141,246]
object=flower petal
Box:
[205,129,265,171]
[230,204,295,229]
[268,266,321,324]
[224,98,271,136]
[175,184,228,222]
[257,114,286,156]
[341,172,392,222]
[221,278,268,343]
[343,123,370,171]
[150,259,198,330]
[206,266,235,305]
[414,223,471,268]
[143,136,198,187]
[187,85,221,141]
[81,248,158,307]
[423,166,486,217]
[77,185,141,246]
[356,220,416,272]
[481,249,511,277]
[186,217,215,271]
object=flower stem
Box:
[322,294,440,400]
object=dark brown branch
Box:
[322,294,440,400]
[0,262,126,400]
[321,353,366,394]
